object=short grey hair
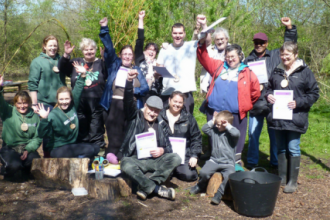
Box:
[280,41,298,56]
[212,27,230,41]
[79,38,97,51]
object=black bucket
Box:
[229,167,281,217]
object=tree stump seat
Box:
[206,172,233,201]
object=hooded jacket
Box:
[118,81,172,158]
[159,106,202,160]
[244,25,298,115]
[28,53,67,105]
[99,26,149,111]
[266,59,319,134]
[0,88,42,152]
[197,43,260,119]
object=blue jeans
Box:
[274,130,301,157]
[247,115,278,166]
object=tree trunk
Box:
[88,174,132,200]
[206,172,233,201]
[31,158,89,190]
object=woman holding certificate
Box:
[99,17,149,156]
[197,41,260,165]
[159,91,202,181]
[266,41,319,193]
[0,75,41,177]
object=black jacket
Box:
[265,60,319,134]
[159,107,202,160]
[244,25,298,116]
[118,80,173,158]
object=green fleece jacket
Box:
[0,88,42,152]
[38,77,85,150]
[28,53,67,105]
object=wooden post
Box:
[88,175,132,200]
[31,158,89,190]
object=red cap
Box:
[253,32,268,41]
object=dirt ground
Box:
[1,92,330,220]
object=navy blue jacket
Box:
[99,26,149,111]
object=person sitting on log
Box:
[159,91,202,181]
[190,111,240,205]
[37,62,99,161]
[0,75,41,177]
[116,70,181,201]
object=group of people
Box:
[0,11,319,204]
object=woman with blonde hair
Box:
[0,75,41,176]
[37,63,99,159]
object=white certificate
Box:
[201,17,227,34]
[135,131,158,159]
[169,137,186,165]
[273,90,294,120]
[115,67,129,88]
[248,60,268,83]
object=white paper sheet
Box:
[87,169,121,177]
[201,17,227,34]
[273,90,294,120]
[115,67,129,88]
[248,60,268,83]
[169,137,186,165]
[135,131,158,159]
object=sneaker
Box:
[137,190,147,200]
[246,163,259,170]
[211,191,222,205]
[189,185,201,195]
[157,186,175,200]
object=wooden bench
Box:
[3,82,24,92]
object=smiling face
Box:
[143,45,157,61]
[15,97,29,114]
[253,40,268,56]
[82,45,96,62]
[280,49,297,69]
[44,39,58,58]
[57,92,72,110]
[120,48,134,67]
[214,32,228,51]
[143,104,161,122]
[225,50,240,69]
[172,27,186,47]
[168,95,184,115]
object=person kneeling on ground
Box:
[159,91,202,181]
[190,111,240,205]
[0,75,41,177]
[117,71,181,201]
[37,62,99,161]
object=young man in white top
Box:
[156,15,211,114]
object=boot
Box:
[277,153,287,186]
[284,156,300,193]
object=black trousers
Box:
[173,158,198,182]
[50,143,100,159]
[104,99,126,156]
[77,97,106,148]
[0,146,40,176]
[161,92,194,114]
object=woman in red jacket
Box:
[197,40,260,164]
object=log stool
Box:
[206,172,233,201]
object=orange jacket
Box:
[197,43,260,119]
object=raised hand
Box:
[139,10,145,20]
[64,40,75,57]
[221,119,229,128]
[38,103,50,119]
[127,69,138,81]
[99,17,108,27]
[72,61,87,77]
[196,14,207,27]
[161,42,169,50]
[0,74,3,86]
[281,17,292,29]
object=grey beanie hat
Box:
[146,96,163,110]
